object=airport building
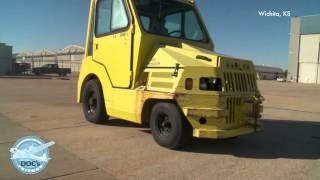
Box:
[15,45,84,73]
[0,43,13,75]
[288,14,320,84]
[255,65,284,80]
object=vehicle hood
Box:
[146,43,252,69]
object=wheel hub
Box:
[158,115,172,136]
[87,91,97,114]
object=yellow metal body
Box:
[77,0,263,139]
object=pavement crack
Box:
[264,106,320,114]
[36,124,92,132]
[41,167,99,180]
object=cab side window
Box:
[96,0,129,36]
[96,0,112,35]
[184,10,204,41]
[112,0,128,30]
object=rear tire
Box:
[82,79,108,124]
[150,102,192,149]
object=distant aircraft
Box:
[10,141,55,162]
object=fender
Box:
[77,58,112,104]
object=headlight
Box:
[199,77,222,91]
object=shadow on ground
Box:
[98,119,320,160]
[180,119,320,160]
[103,119,144,128]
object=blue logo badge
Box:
[10,136,55,175]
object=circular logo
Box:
[10,136,55,175]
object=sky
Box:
[0,0,320,69]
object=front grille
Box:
[223,72,257,92]
[226,97,241,124]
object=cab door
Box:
[93,0,132,88]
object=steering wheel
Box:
[168,30,182,36]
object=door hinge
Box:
[131,24,135,35]
[130,71,133,81]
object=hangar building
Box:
[16,45,84,73]
[288,14,320,84]
[255,65,284,80]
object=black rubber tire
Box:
[150,103,192,149]
[82,79,108,124]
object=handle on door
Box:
[95,43,99,50]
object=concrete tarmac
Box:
[0,78,319,180]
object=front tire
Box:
[82,79,108,124]
[150,103,192,149]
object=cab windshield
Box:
[133,0,208,42]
